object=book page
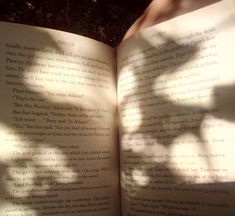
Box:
[0,22,119,216]
[117,1,235,216]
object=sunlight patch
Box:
[121,105,142,132]
[132,168,149,186]
[200,116,235,182]
[0,124,28,161]
[121,133,150,152]
[0,202,37,216]
[35,145,78,184]
[6,162,35,198]
[118,67,137,104]
[169,134,213,184]
[153,73,216,108]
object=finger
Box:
[123,0,220,41]
[123,0,180,40]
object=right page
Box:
[117,1,235,215]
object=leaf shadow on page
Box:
[0,26,117,215]
[119,23,235,215]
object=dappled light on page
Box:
[0,22,119,216]
[121,133,146,152]
[118,1,235,215]
[132,168,149,186]
[121,133,168,156]
[121,105,142,133]
[6,161,35,198]
[153,72,217,108]
[119,66,143,132]
[0,202,37,216]
[34,146,78,184]
[201,117,235,181]
[118,66,137,98]
[0,124,28,160]
[169,133,217,184]
[10,31,116,108]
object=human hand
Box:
[123,0,220,40]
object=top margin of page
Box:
[0,21,114,51]
[118,0,234,50]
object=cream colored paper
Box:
[118,1,235,215]
[0,22,119,216]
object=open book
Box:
[0,0,235,215]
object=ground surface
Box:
[0,0,150,47]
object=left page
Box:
[0,22,119,216]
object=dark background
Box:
[0,0,150,47]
